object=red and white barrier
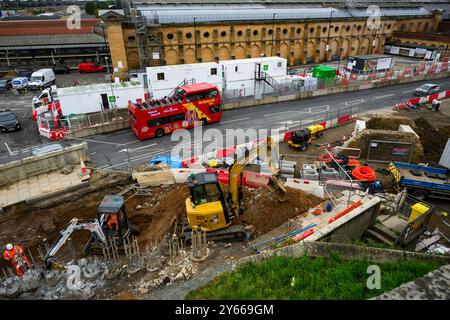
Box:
[284,178,325,199]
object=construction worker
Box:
[3,244,30,277]
[432,99,441,112]
[105,211,124,231]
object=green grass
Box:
[186,255,444,300]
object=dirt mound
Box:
[127,185,189,245]
[366,116,414,131]
[236,187,321,237]
[413,118,450,165]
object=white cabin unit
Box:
[56,82,145,116]
[220,56,287,97]
[146,62,222,99]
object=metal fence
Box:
[38,108,129,132]
[222,60,449,104]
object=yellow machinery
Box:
[288,124,324,151]
[182,137,286,241]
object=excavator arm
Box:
[43,218,106,269]
[229,137,286,216]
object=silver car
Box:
[415,83,440,96]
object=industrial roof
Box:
[146,62,218,72]
[58,81,143,96]
[0,33,106,50]
[220,56,286,65]
[141,7,431,24]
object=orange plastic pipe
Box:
[328,200,362,224]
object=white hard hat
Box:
[6,244,13,251]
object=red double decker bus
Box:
[128,83,222,140]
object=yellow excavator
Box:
[180,137,286,241]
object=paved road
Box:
[1,77,449,168]
[70,77,450,171]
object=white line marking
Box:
[264,110,310,117]
[91,152,97,155]
[402,89,415,93]
[374,93,394,100]
[66,137,120,145]
[220,117,251,124]
[345,99,364,106]
[126,143,157,153]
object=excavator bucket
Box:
[267,175,287,202]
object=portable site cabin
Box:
[347,54,393,73]
[312,65,336,86]
[57,81,146,116]
[220,57,287,97]
[146,62,222,99]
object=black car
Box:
[15,67,34,79]
[0,79,12,93]
[0,110,21,133]
[52,65,71,74]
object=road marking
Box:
[65,137,121,145]
[91,152,97,155]
[21,110,29,118]
[220,117,251,124]
[402,89,415,93]
[264,110,310,117]
[119,142,157,153]
[345,99,364,106]
[311,105,330,112]
[374,93,395,100]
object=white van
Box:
[29,69,56,90]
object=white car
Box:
[11,77,29,90]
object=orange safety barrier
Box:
[328,200,362,224]
[292,229,314,242]
[351,166,376,181]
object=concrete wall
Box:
[239,239,450,266]
[305,196,381,243]
[0,143,90,187]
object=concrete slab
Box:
[0,171,84,208]
[381,215,408,234]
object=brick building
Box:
[99,0,445,78]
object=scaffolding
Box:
[127,0,163,68]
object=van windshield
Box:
[31,76,42,82]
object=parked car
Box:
[78,62,106,73]
[15,67,34,79]
[415,83,440,96]
[52,65,71,75]
[31,143,63,156]
[12,77,29,90]
[0,110,21,133]
[0,79,12,93]
[29,69,56,90]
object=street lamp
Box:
[271,13,276,56]
[193,16,197,62]
[100,20,109,65]
[326,10,334,62]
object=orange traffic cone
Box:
[80,156,88,175]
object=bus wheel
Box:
[155,129,164,138]
[201,118,207,126]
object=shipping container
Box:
[347,54,393,73]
